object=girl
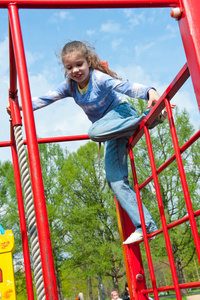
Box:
[7,41,165,244]
[111,290,122,300]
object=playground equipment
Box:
[0,229,16,300]
[0,0,199,299]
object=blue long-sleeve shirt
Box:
[32,70,152,123]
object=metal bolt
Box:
[170,7,182,20]
[136,274,143,281]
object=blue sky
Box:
[0,7,199,161]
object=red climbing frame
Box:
[0,0,199,299]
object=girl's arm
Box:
[6,81,73,115]
[32,81,72,111]
[101,72,155,101]
[105,74,176,109]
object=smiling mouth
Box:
[74,73,82,79]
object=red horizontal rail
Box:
[143,280,200,295]
[148,208,200,241]
[36,134,90,144]
[0,135,89,148]
[139,130,200,190]
[0,141,12,147]
[0,0,179,9]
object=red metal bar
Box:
[0,134,89,148]
[36,134,89,144]
[139,130,200,190]
[129,63,190,148]
[134,207,200,243]
[143,280,200,295]
[165,98,200,262]
[178,0,200,111]
[9,24,35,300]
[128,147,159,300]
[0,0,179,9]
[144,125,182,299]
[8,4,58,299]
[116,200,149,300]
[0,141,11,147]
[114,198,135,300]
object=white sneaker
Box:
[149,108,167,129]
[158,108,167,122]
[123,232,143,245]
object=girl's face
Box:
[63,51,91,89]
[112,292,119,300]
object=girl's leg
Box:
[88,102,149,142]
[104,137,158,235]
[88,101,157,242]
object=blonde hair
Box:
[61,41,120,90]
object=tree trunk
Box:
[112,276,119,291]
[174,256,188,296]
[98,276,105,300]
[55,268,64,300]
[88,277,94,300]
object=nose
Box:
[73,66,80,73]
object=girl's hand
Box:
[6,103,11,115]
[147,88,176,109]
[6,102,22,115]
[147,89,160,109]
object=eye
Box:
[65,66,72,70]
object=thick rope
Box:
[14,124,46,300]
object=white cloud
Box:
[111,38,123,51]
[127,11,145,28]
[128,18,140,27]
[100,21,122,34]
[48,11,73,23]
[114,64,152,85]
[0,36,9,76]
[25,51,44,68]
[86,29,96,36]
[134,42,155,57]
[158,24,179,41]
[123,9,133,18]
[123,9,156,28]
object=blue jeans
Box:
[88,102,158,234]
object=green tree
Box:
[58,141,125,294]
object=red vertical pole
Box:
[178,0,200,111]
[128,147,159,300]
[8,4,58,299]
[9,25,35,300]
[114,198,135,300]
[144,125,182,299]
[165,98,200,262]
[117,200,149,300]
